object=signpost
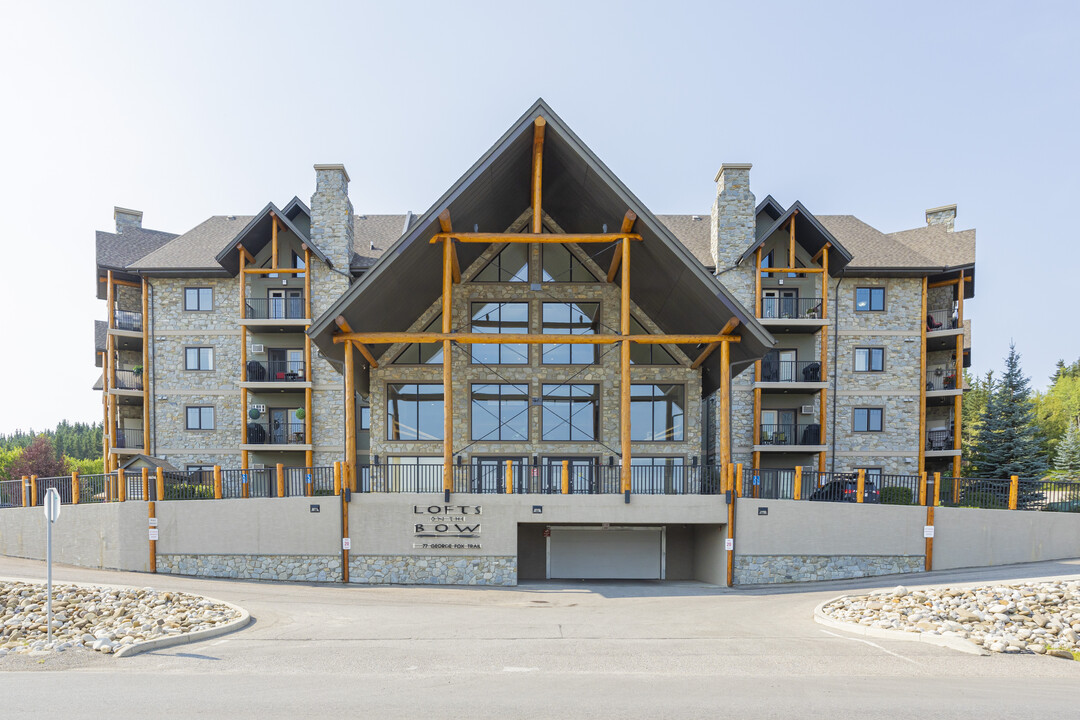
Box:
[43,488,61,645]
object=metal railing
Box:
[245,360,306,382]
[245,422,306,445]
[761,296,823,320]
[760,360,822,383]
[114,369,144,390]
[759,423,821,446]
[162,470,216,500]
[114,427,144,449]
[927,307,959,331]
[113,309,143,332]
[0,479,21,507]
[926,366,959,391]
[925,429,954,451]
[244,296,306,320]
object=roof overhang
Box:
[214,202,323,275]
[309,99,774,396]
[739,201,854,275]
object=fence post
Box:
[856,469,865,503]
[736,463,744,498]
[141,468,149,501]
[155,467,165,502]
[561,460,569,495]
[952,473,960,506]
[333,462,342,496]
[276,463,285,498]
[506,459,514,495]
[793,466,802,501]
[213,465,222,500]
[30,475,37,507]
[117,468,126,502]
[1009,475,1019,510]
[933,472,942,507]
[72,472,80,505]
[918,471,927,506]
[21,476,28,507]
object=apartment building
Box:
[94,99,973,495]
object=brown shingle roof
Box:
[817,215,975,271]
[129,216,253,271]
[656,215,712,266]
[352,214,409,269]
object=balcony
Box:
[244,422,307,446]
[758,359,825,392]
[113,309,143,333]
[759,296,826,333]
[244,360,307,383]
[926,307,963,351]
[113,369,144,391]
[757,423,823,451]
[925,428,958,456]
[113,427,143,450]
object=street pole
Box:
[47,509,52,645]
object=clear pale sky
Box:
[1,1,1077,434]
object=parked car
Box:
[808,476,880,503]
[1043,498,1080,513]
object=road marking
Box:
[820,629,922,666]
[211,638,231,646]
[503,666,539,672]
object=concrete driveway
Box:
[2,556,1078,719]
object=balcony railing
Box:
[113,309,143,332]
[245,422,306,445]
[926,365,959,391]
[245,360,306,382]
[114,369,143,390]
[759,423,821,446]
[244,296,306,320]
[761,360,822,383]
[114,427,143,449]
[926,428,954,451]
[761,296,823,320]
[926,307,959,331]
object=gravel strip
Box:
[0,580,243,658]
[821,580,1080,659]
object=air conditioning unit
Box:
[252,463,266,470]
[253,403,267,413]
[251,344,265,354]
[800,404,814,415]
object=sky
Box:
[0,0,1077,434]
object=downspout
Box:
[829,275,843,474]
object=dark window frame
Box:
[855,286,886,312]
[184,346,214,371]
[470,302,530,365]
[470,383,530,442]
[541,301,600,365]
[630,383,686,442]
[386,383,445,441]
[474,243,530,283]
[854,347,886,373]
[853,407,885,433]
[185,405,215,430]
[541,384,600,442]
[629,316,678,365]
[541,243,597,283]
[183,287,213,312]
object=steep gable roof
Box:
[128,216,252,274]
[737,201,854,273]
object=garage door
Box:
[547,526,664,580]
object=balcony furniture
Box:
[802,362,821,382]
[801,424,821,445]
[247,423,267,444]
[926,314,942,331]
[246,361,267,382]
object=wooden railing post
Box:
[30,475,37,507]
[856,469,866,503]
[155,467,165,502]
[117,468,126,502]
[72,472,80,505]
[21,476,28,507]
[919,471,928,506]
[141,468,149,502]
[933,471,942,507]
[561,460,569,495]
[276,463,285,498]
[213,465,222,499]
[1009,475,1019,510]
[736,463,744,498]
[793,466,802,501]
[333,462,342,496]
[506,460,514,495]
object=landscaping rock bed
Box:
[821,580,1080,659]
[0,580,242,657]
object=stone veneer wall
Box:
[349,555,517,586]
[734,554,924,584]
[157,554,341,582]
[368,241,702,464]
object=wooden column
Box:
[793,466,802,501]
[213,465,222,499]
[141,276,150,453]
[141,468,149,502]
[918,276,928,473]
[788,214,796,267]
[304,247,313,469]
[333,462,342,496]
[719,340,732,473]
[344,340,356,494]
[271,214,279,269]
[72,472,79,505]
[620,237,631,497]
[755,247,763,316]
[505,459,514,495]
[101,352,110,471]
[442,236,454,499]
[531,117,546,234]
[106,271,115,472]
[239,251,248,470]
[819,247,829,473]
[924,503,934,571]
[155,467,165,502]
[856,469,865,503]
[953,272,965,478]
[117,468,126,502]
[276,463,285,498]
[1009,475,1019,510]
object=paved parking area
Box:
[2,556,1079,718]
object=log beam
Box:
[438,210,461,283]
[442,232,454,497]
[430,232,641,244]
[234,243,255,265]
[332,332,740,345]
[532,117,546,234]
[690,318,740,369]
[606,210,638,282]
[620,237,631,496]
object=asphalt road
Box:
[2,556,1079,719]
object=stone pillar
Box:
[925,204,956,232]
[114,207,143,233]
[310,164,354,271]
[709,163,755,271]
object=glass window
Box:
[475,244,529,282]
[383,456,442,492]
[629,316,677,365]
[394,314,443,364]
[184,347,214,371]
[542,384,599,441]
[854,407,884,432]
[471,384,529,441]
[386,384,444,440]
[760,250,772,276]
[359,406,370,431]
[185,406,214,430]
[293,251,306,278]
[471,302,528,365]
[542,302,599,364]
[541,244,595,282]
[854,347,885,372]
[630,384,685,441]
[855,287,885,312]
[184,287,213,311]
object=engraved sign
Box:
[412,504,482,550]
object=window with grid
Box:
[386,384,444,441]
[853,407,884,432]
[542,302,599,365]
[630,384,685,441]
[184,287,213,311]
[471,384,529,441]
[855,287,885,312]
[854,347,885,372]
[475,244,529,282]
[184,347,214,371]
[471,302,529,364]
[185,406,215,430]
[541,384,599,441]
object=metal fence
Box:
[245,422,306,445]
[925,366,959,392]
[759,423,822,446]
[244,360,307,382]
[927,307,959,331]
[115,428,144,449]
[761,296,823,320]
[114,369,144,390]
[760,360,823,383]
[244,296,306,320]
[113,309,142,332]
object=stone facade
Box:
[925,205,956,231]
[310,164,354,272]
[349,555,517,586]
[157,554,341,582]
[734,554,924,584]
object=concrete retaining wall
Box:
[933,506,1080,570]
[0,503,150,572]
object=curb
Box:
[0,575,251,659]
[813,595,989,656]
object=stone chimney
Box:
[710,164,755,271]
[925,204,956,232]
[114,207,143,233]
[310,164,354,271]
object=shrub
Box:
[164,483,215,500]
[880,486,913,505]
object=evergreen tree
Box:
[1053,422,1080,479]
[970,343,1048,479]
[961,370,992,477]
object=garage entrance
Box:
[546,526,665,580]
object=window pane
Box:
[200,348,213,370]
[631,384,685,441]
[542,384,597,441]
[184,288,196,311]
[855,348,868,372]
[199,288,212,310]
[871,348,884,371]
[471,384,528,441]
[855,288,869,311]
[870,408,883,431]
[186,407,198,429]
[201,407,214,429]
[471,303,528,364]
[541,244,595,283]
[476,244,528,282]
[185,348,197,369]
[542,302,598,365]
[360,406,371,430]
[854,408,867,432]
[870,288,884,311]
[387,384,443,441]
